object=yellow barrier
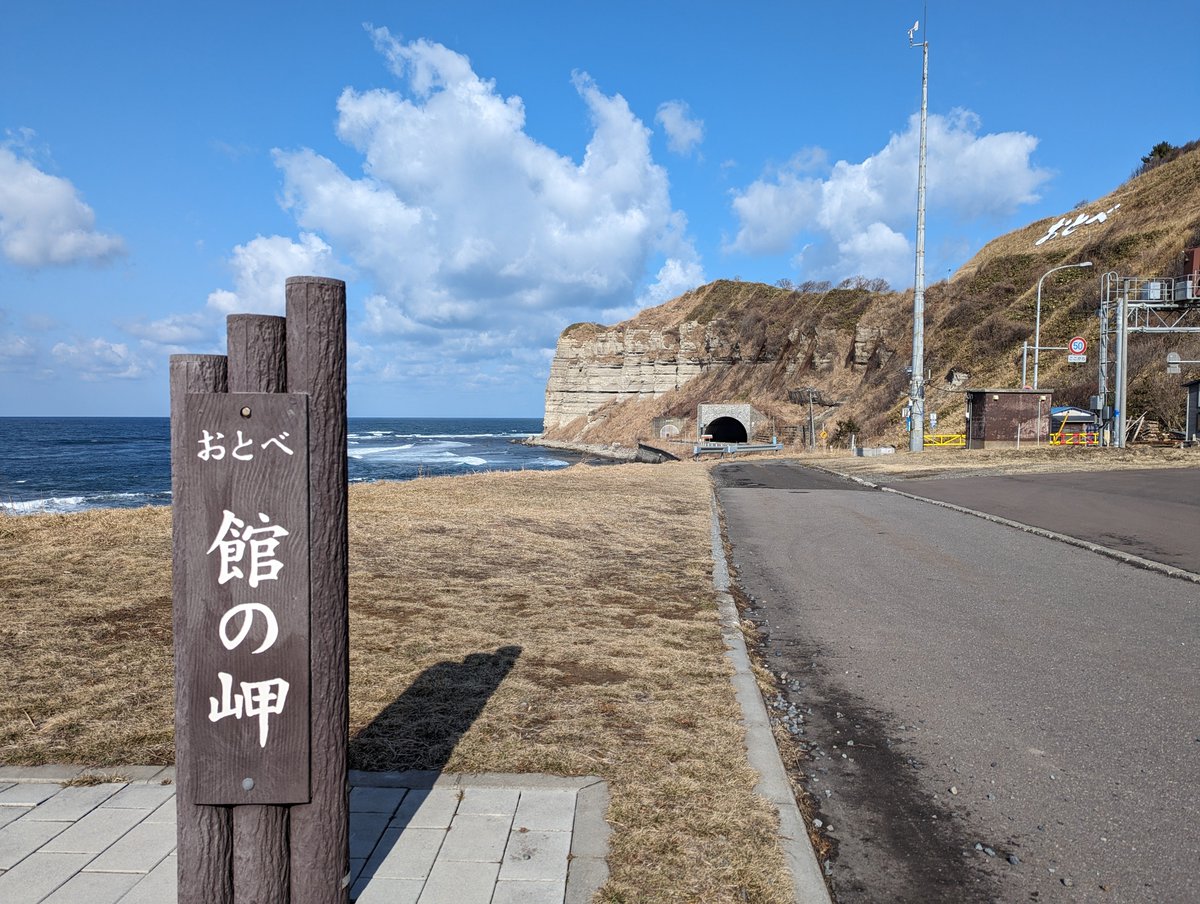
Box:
[926,433,966,447]
[1049,431,1098,446]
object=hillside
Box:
[542,143,1200,448]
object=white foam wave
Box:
[1,492,168,516]
[347,444,416,459]
[526,457,571,468]
[2,496,87,514]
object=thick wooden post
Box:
[171,354,233,904]
[285,277,350,904]
[173,281,347,904]
[226,314,290,904]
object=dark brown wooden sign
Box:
[180,391,311,805]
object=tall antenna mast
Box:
[908,13,929,453]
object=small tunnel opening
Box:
[707,416,748,443]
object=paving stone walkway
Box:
[0,768,609,904]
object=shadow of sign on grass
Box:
[349,645,522,773]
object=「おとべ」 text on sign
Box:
[181,392,311,805]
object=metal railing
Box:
[1049,430,1099,446]
[924,433,965,447]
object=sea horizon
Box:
[0,416,578,516]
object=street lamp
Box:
[1033,262,1092,389]
[908,18,929,452]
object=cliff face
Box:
[541,281,903,441]
[544,322,717,430]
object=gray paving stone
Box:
[0,806,31,831]
[144,796,176,824]
[85,820,176,873]
[514,789,577,832]
[499,830,572,882]
[455,787,519,816]
[41,806,147,854]
[0,818,72,870]
[416,859,499,904]
[115,853,178,904]
[42,868,141,903]
[27,783,125,821]
[350,785,407,815]
[0,783,60,808]
[364,827,445,880]
[0,851,93,903]
[0,782,12,794]
[349,813,391,860]
[492,878,566,904]
[101,784,176,811]
[439,814,512,862]
[352,875,424,904]
[80,766,167,783]
[0,766,83,783]
[392,789,459,830]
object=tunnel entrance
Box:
[707,416,748,443]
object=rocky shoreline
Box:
[519,436,683,463]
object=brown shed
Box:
[965,389,1054,449]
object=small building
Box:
[1185,379,1200,445]
[964,389,1053,449]
[1049,406,1099,446]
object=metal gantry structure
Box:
[1097,271,1200,445]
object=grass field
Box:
[0,461,793,904]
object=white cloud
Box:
[0,138,125,268]
[729,109,1050,285]
[207,233,343,314]
[655,100,704,156]
[123,312,214,346]
[215,29,704,394]
[51,338,150,381]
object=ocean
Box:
[0,417,578,515]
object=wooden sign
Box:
[180,391,311,805]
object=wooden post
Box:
[285,277,350,904]
[171,279,348,904]
[226,314,290,904]
[171,354,233,904]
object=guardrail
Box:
[693,442,784,457]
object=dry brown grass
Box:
[0,463,792,904]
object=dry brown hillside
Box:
[542,144,1200,447]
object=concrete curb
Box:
[710,495,832,904]
[810,465,1200,586]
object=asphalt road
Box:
[883,468,1200,574]
[714,462,1200,904]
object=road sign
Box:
[1069,336,1087,355]
[1067,353,1087,363]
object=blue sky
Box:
[0,1,1190,417]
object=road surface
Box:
[884,468,1200,574]
[715,462,1200,903]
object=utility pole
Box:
[908,17,928,453]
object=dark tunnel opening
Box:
[706,416,748,443]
